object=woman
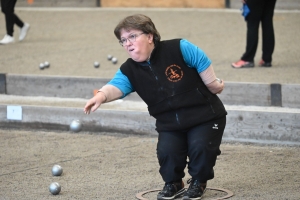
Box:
[84,14,227,200]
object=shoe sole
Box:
[157,188,185,200]
[19,26,30,41]
[259,64,272,67]
[182,188,206,200]
[231,64,254,68]
[0,41,14,45]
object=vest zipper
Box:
[176,113,180,125]
[148,64,181,125]
[148,64,158,81]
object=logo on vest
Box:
[165,64,183,82]
[212,124,219,129]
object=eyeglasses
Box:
[119,32,145,46]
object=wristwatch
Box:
[215,78,222,83]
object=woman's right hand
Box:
[83,92,106,114]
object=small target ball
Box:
[111,57,118,64]
[39,63,45,70]
[107,55,113,60]
[49,182,61,195]
[70,119,82,133]
[44,61,50,68]
[52,165,63,176]
[94,61,100,68]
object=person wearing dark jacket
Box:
[84,14,227,200]
[232,0,277,68]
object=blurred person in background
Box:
[232,0,277,68]
[0,0,30,44]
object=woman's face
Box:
[120,29,154,62]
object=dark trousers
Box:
[156,116,226,183]
[1,0,24,36]
[241,0,277,63]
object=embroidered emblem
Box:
[212,124,219,129]
[165,64,183,82]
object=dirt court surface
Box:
[0,8,300,84]
[0,129,299,200]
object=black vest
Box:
[121,39,227,131]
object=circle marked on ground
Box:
[136,187,234,200]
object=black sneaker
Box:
[182,179,206,200]
[157,180,185,200]
[259,60,272,67]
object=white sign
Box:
[7,106,22,120]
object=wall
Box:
[15,0,224,8]
[101,0,224,8]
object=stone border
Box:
[0,104,299,145]
[1,74,300,108]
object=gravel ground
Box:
[0,8,300,84]
[0,129,299,200]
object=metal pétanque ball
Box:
[52,165,63,176]
[111,57,118,64]
[94,61,100,68]
[70,119,82,132]
[49,182,61,195]
[107,54,113,60]
[44,61,50,68]
[39,63,45,70]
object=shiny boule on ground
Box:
[111,57,118,64]
[107,54,113,60]
[39,63,45,70]
[49,182,61,195]
[69,119,82,132]
[44,61,50,68]
[94,61,100,68]
[52,165,63,176]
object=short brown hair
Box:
[114,14,161,46]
